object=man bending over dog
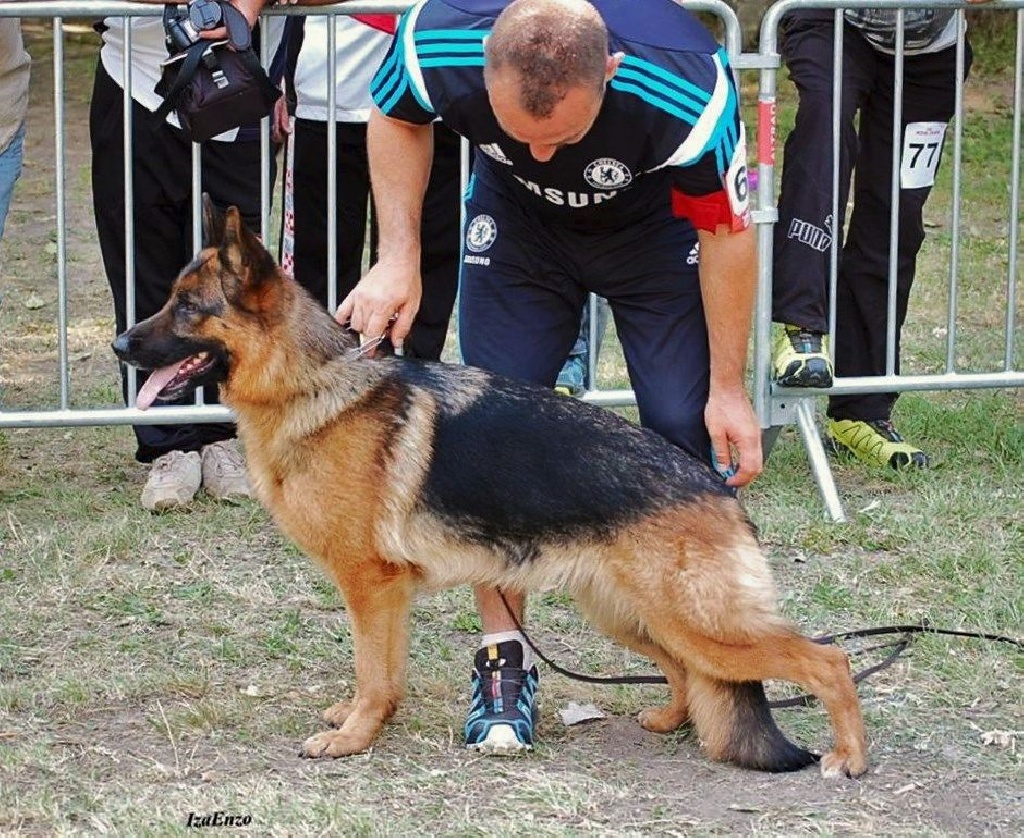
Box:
[244,0,761,755]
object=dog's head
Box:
[111,195,281,408]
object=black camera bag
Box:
[154,5,280,143]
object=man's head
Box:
[484,0,620,162]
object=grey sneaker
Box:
[201,439,251,501]
[141,450,202,511]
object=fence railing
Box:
[753,0,1024,519]
[1,1,1021,521]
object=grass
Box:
[0,429,1020,826]
[0,18,1022,838]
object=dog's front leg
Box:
[302,560,413,759]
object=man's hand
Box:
[335,259,423,354]
[345,109,434,352]
[271,95,290,145]
[191,0,267,41]
[705,384,762,488]
[227,0,267,28]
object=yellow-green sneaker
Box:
[772,325,834,388]
[825,419,929,470]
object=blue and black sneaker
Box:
[465,640,539,755]
[554,353,587,397]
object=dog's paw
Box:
[321,700,354,728]
[300,729,373,759]
[820,749,868,779]
[638,705,688,734]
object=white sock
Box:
[480,630,533,671]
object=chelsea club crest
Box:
[584,158,632,190]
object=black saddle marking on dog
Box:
[396,363,732,560]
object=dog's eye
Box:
[178,298,201,315]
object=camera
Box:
[164,0,225,54]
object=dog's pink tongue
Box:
[135,362,183,410]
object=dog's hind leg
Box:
[675,632,867,778]
[575,588,689,733]
[613,506,867,777]
[302,559,413,759]
[640,555,867,777]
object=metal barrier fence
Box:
[753,0,1024,520]
[0,0,737,429]
[1,1,1021,520]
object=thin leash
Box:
[341,314,404,359]
[345,332,389,359]
[496,590,1023,710]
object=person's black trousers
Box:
[90,62,273,462]
[772,11,970,421]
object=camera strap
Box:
[153,41,278,128]
[152,37,215,125]
[218,1,252,51]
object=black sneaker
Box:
[464,640,538,755]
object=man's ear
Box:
[201,193,225,248]
[605,52,624,83]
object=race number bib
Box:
[900,121,947,189]
[724,124,751,230]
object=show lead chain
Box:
[496,590,1023,709]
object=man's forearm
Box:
[122,2,358,23]
[367,107,435,268]
[697,225,758,391]
[123,2,362,27]
[121,0,267,26]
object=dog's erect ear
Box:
[201,193,226,248]
[222,205,275,279]
[221,206,248,274]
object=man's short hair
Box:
[484,0,609,119]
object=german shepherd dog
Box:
[112,200,868,778]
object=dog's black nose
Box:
[111,332,131,359]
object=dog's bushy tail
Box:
[687,675,818,772]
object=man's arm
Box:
[248,1,378,24]
[335,106,435,349]
[121,2,359,34]
[697,223,762,487]
[119,1,267,30]
[233,2,363,28]
[232,0,268,26]
[670,149,761,485]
